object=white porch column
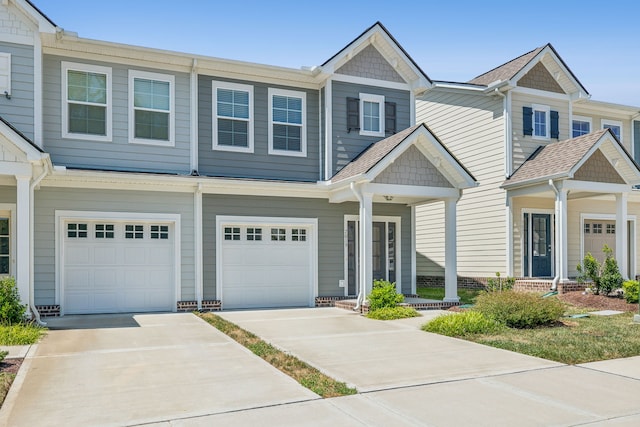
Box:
[359,191,373,298]
[555,186,569,282]
[16,175,30,305]
[616,192,628,280]
[443,197,459,302]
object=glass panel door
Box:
[0,217,9,275]
[531,213,552,277]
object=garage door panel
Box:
[66,246,91,264]
[93,269,117,288]
[94,246,118,265]
[65,269,91,289]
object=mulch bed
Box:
[0,359,22,375]
[558,292,639,312]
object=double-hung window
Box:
[359,93,385,137]
[602,119,623,142]
[532,104,550,139]
[129,70,174,146]
[62,62,112,141]
[572,115,591,137]
[212,81,253,152]
[523,104,558,140]
[268,88,306,157]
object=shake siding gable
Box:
[415,90,505,277]
[335,44,405,83]
[518,62,565,94]
[0,42,34,140]
[198,75,320,181]
[42,55,191,173]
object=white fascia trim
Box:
[268,87,307,157]
[361,182,460,199]
[54,210,181,313]
[0,33,34,45]
[359,93,385,137]
[212,81,254,153]
[562,180,631,194]
[331,73,410,91]
[128,69,175,147]
[432,81,487,92]
[0,120,43,161]
[324,79,333,180]
[215,215,319,307]
[512,86,571,101]
[190,60,198,172]
[14,0,57,33]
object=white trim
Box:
[190,60,198,173]
[61,61,112,142]
[512,86,571,101]
[601,119,623,143]
[128,69,175,147]
[330,73,410,91]
[359,93,385,137]
[268,87,307,157]
[531,103,550,140]
[409,91,415,127]
[215,215,318,307]
[0,52,11,96]
[194,186,203,309]
[0,204,17,279]
[343,214,402,295]
[212,81,254,153]
[580,213,637,279]
[54,210,181,315]
[324,79,333,179]
[521,208,555,278]
[34,34,43,146]
[410,205,416,295]
[0,33,34,45]
[572,115,592,138]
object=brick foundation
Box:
[417,275,489,289]
[177,300,221,312]
[418,275,586,295]
[36,305,60,317]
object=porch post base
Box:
[634,314,640,324]
[443,297,460,303]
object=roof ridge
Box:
[468,46,544,85]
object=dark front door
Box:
[531,213,552,277]
[372,222,386,281]
[347,220,396,295]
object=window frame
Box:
[128,69,175,147]
[61,61,112,142]
[0,52,11,96]
[359,93,385,137]
[268,87,307,157]
[212,81,254,153]
[531,104,550,140]
[601,119,623,143]
[572,115,592,138]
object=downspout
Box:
[548,179,560,291]
[29,161,50,326]
[349,182,365,310]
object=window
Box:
[268,88,306,157]
[593,223,602,234]
[271,228,286,241]
[129,70,174,146]
[291,229,306,242]
[606,224,616,234]
[246,228,262,241]
[359,93,385,137]
[523,105,558,139]
[602,119,623,142]
[0,218,9,275]
[532,104,550,139]
[224,227,241,241]
[572,116,591,138]
[150,225,169,239]
[212,82,253,153]
[0,53,11,97]
[95,224,115,239]
[62,62,112,141]
[67,223,88,238]
[125,224,144,239]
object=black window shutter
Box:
[385,101,396,135]
[523,106,533,136]
[550,110,559,139]
[347,97,359,132]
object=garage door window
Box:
[247,227,262,241]
[125,224,144,239]
[593,223,602,234]
[271,228,286,241]
[606,224,615,234]
[291,229,306,242]
[67,223,88,238]
[95,224,115,239]
[224,227,241,241]
[150,225,169,239]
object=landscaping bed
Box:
[558,291,638,312]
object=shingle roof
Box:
[503,129,610,186]
[331,124,422,182]
[0,115,44,153]
[468,46,544,86]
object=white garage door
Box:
[63,220,175,314]
[220,221,315,309]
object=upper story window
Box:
[62,62,112,141]
[359,93,385,137]
[572,115,591,138]
[129,70,175,146]
[212,81,254,153]
[268,88,306,157]
[523,105,558,140]
[602,119,623,142]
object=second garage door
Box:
[219,219,316,309]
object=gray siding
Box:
[0,42,34,140]
[634,120,640,163]
[33,187,195,305]
[0,185,16,203]
[42,55,191,173]
[331,81,411,174]
[198,75,320,181]
[202,195,411,299]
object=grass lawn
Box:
[0,324,46,346]
[197,312,356,398]
[416,286,481,305]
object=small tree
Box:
[577,245,622,295]
[0,277,26,324]
[367,280,404,311]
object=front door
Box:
[347,220,397,295]
[531,213,552,277]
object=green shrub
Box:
[422,311,503,337]
[0,324,45,345]
[367,280,404,311]
[600,246,623,295]
[622,280,639,304]
[577,252,601,291]
[366,306,420,320]
[473,291,565,329]
[0,277,25,325]
[0,350,6,363]
[486,272,515,292]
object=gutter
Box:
[29,160,51,326]
[349,182,365,311]
[548,179,560,291]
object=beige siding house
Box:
[416,44,640,290]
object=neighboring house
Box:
[416,43,640,289]
[0,1,475,316]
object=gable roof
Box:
[0,115,45,160]
[502,129,640,188]
[331,123,476,188]
[321,22,431,92]
[468,44,589,97]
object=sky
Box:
[32,0,640,106]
